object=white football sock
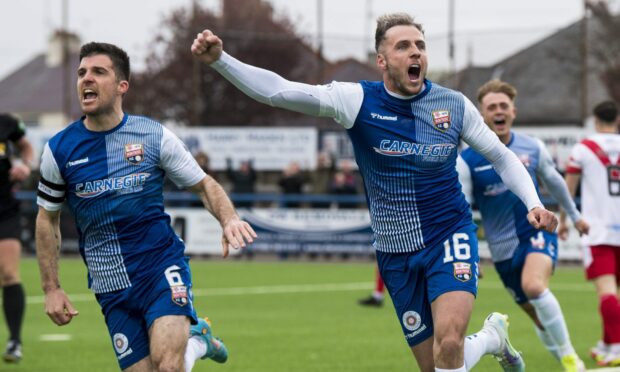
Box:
[435,365,466,372]
[534,325,560,360]
[464,326,500,370]
[184,336,207,372]
[530,289,575,357]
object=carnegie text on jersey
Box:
[75,173,151,198]
[374,141,456,157]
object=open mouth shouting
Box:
[82,89,98,104]
[408,64,421,82]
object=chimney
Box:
[46,30,81,68]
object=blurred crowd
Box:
[180,150,364,209]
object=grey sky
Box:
[1,0,615,80]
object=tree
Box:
[588,1,620,103]
[125,0,323,126]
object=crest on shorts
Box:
[453,262,472,282]
[530,231,546,250]
[402,310,423,332]
[125,143,144,164]
[432,110,451,132]
[171,285,189,306]
[113,333,129,354]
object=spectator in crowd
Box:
[335,159,361,208]
[194,151,212,177]
[328,171,358,208]
[226,158,256,208]
[278,161,305,208]
[310,151,336,208]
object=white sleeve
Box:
[535,139,581,222]
[211,52,364,128]
[37,143,66,211]
[460,95,542,210]
[456,155,474,205]
[566,143,586,173]
[160,127,206,187]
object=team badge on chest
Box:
[453,262,472,282]
[432,110,451,132]
[124,143,144,164]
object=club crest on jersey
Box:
[171,285,189,306]
[432,110,451,132]
[125,143,144,164]
[453,262,472,282]
[518,154,531,167]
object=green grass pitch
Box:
[5,257,600,371]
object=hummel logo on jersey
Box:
[371,113,398,121]
[66,157,89,168]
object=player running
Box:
[191,13,558,371]
[458,79,587,372]
[36,41,256,371]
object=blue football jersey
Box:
[37,114,205,293]
[460,132,546,261]
[348,80,472,253]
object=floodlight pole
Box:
[317,0,324,83]
[62,0,71,122]
[192,0,203,126]
[448,0,456,75]
[581,0,590,125]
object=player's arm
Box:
[460,96,558,232]
[559,171,583,239]
[35,144,78,325]
[535,140,589,236]
[10,137,33,182]
[455,155,474,205]
[8,116,33,182]
[35,207,78,325]
[559,146,587,239]
[160,127,256,257]
[191,29,363,129]
[188,176,256,257]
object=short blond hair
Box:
[477,79,517,104]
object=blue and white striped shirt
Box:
[211,52,542,254]
[37,114,205,293]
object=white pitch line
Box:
[19,280,594,305]
[587,368,620,372]
[39,334,73,341]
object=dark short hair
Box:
[79,42,130,82]
[477,79,517,104]
[593,100,618,123]
[375,13,424,52]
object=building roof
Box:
[0,53,82,122]
[442,17,612,126]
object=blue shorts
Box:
[377,224,479,347]
[95,256,198,370]
[494,231,558,304]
